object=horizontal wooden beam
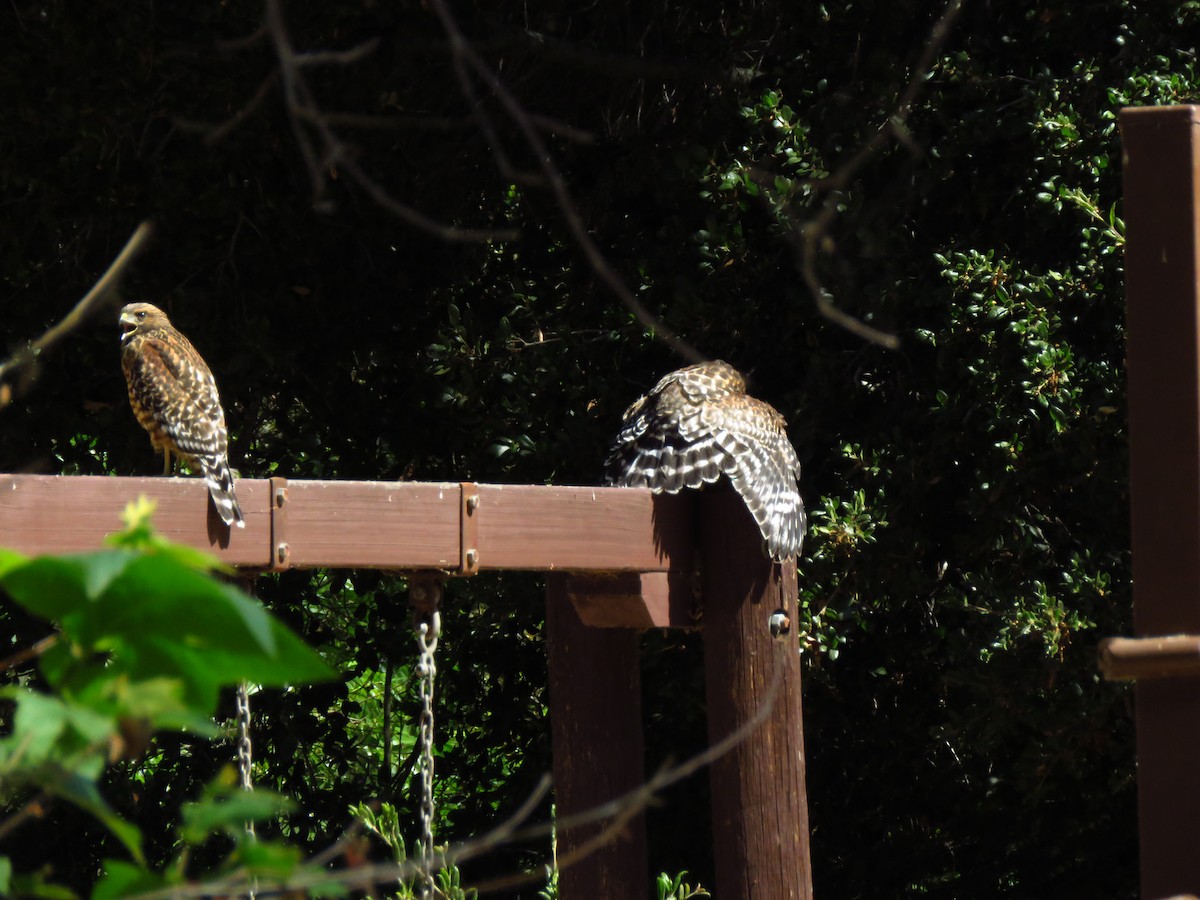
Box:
[0,474,695,574]
[565,572,700,630]
[1099,635,1200,681]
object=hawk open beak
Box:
[119,311,138,341]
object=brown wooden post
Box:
[700,488,812,899]
[1122,104,1200,899]
[545,573,649,897]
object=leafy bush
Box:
[0,500,332,897]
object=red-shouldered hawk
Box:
[604,360,804,561]
[120,302,245,529]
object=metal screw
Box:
[465,548,478,568]
[769,610,791,638]
[466,493,480,513]
[275,487,288,507]
[276,542,290,565]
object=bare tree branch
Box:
[258,0,516,243]
[774,0,966,350]
[0,220,153,410]
[0,634,58,673]
[426,0,707,365]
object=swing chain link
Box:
[235,680,257,900]
[412,578,443,898]
[235,681,255,799]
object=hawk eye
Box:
[136,311,146,320]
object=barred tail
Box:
[201,456,245,528]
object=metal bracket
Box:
[269,476,290,571]
[459,481,480,575]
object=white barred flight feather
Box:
[603,359,804,561]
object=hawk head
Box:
[119,302,172,344]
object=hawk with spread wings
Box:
[120,302,244,528]
[604,360,804,561]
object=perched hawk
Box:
[120,302,245,528]
[604,360,804,560]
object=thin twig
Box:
[258,0,514,242]
[295,39,380,68]
[427,0,707,364]
[0,634,58,673]
[0,221,153,408]
[192,72,279,146]
[785,0,965,349]
[0,793,47,844]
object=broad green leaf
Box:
[88,556,276,656]
[237,839,303,880]
[2,557,88,622]
[70,674,216,736]
[92,860,173,900]
[6,871,79,899]
[0,550,139,622]
[0,689,114,766]
[180,789,293,844]
[0,547,27,578]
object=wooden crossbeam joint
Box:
[460,481,479,575]
[268,476,289,571]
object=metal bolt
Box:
[769,610,791,638]
[275,487,288,507]
[465,548,478,568]
[276,542,290,565]
[466,493,480,513]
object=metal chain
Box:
[235,681,255,798]
[414,603,441,899]
[235,681,257,900]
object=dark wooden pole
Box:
[1121,104,1200,899]
[544,573,648,897]
[700,489,813,899]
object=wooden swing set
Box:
[0,475,812,898]
[11,102,1200,900]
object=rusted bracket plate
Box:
[460,481,480,575]
[269,476,289,571]
[1099,634,1200,681]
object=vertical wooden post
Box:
[1121,104,1200,899]
[545,573,648,896]
[700,489,813,899]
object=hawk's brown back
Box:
[120,302,244,528]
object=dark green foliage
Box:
[3,0,1194,895]
[0,503,333,896]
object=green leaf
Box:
[92,860,172,900]
[85,556,275,654]
[237,839,303,879]
[0,551,135,622]
[6,549,334,707]
[180,789,294,844]
[0,547,27,578]
[0,688,115,766]
[7,871,79,899]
